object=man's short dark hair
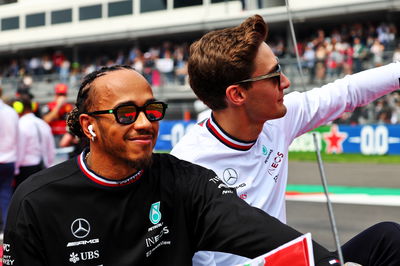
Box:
[66,65,134,139]
[188,14,268,110]
[17,94,33,113]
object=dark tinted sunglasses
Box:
[234,64,281,85]
[87,101,168,125]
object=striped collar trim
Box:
[206,114,256,151]
[78,151,144,187]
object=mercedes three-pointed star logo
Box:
[223,168,239,185]
[71,218,90,239]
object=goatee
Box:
[124,154,153,170]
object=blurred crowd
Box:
[292,21,399,84]
[0,20,400,124]
[283,21,400,125]
[0,41,190,89]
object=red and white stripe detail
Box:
[78,152,143,187]
[206,116,256,151]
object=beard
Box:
[103,142,154,170]
[123,154,153,170]
[99,128,156,171]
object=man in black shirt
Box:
[3,65,398,265]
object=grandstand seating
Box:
[0,0,399,121]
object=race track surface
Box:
[287,161,400,250]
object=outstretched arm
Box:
[283,62,400,141]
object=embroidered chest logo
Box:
[67,218,101,263]
[262,145,269,155]
[71,218,90,239]
[69,250,100,264]
[267,151,284,177]
[263,146,274,164]
[223,168,239,185]
[67,218,99,248]
[69,252,80,263]
[149,202,162,225]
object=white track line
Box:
[285,194,400,206]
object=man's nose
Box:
[133,111,153,129]
[280,72,291,90]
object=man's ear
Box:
[226,84,246,106]
[79,114,93,140]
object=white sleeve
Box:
[42,122,56,167]
[282,62,400,141]
[15,122,28,173]
[192,251,216,266]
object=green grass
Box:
[289,152,400,164]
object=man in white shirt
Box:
[0,87,19,231]
[14,94,56,189]
[171,15,400,266]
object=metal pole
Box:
[312,133,344,265]
[284,0,344,264]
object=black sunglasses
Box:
[87,101,168,125]
[234,64,281,85]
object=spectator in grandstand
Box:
[5,59,19,77]
[3,65,345,266]
[341,42,354,75]
[352,36,367,73]
[391,97,400,124]
[142,51,155,85]
[42,54,53,75]
[128,46,140,64]
[314,29,326,47]
[326,37,344,78]
[370,38,385,67]
[42,83,74,146]
[302,43,316,83]
[271,38,285,57]
[314,43,327,84]
[59,59,71,84]
[155,48,175,85]
[14,94,56,189]
[52,50,66,74]
[377,107,392,124]
[356,102,376,124]
[115,50,125,65]
[28,56,42,76]
[170,14,400,266]
[387,24,398,50]
[174,46,188,85]
[0,86,19,233]
[333,111,353,125]
[69,61,81,85]
[130,48,144,74]
[377,22,391,48]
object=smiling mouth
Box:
[126,135,153,142]
[134,140,152,146]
